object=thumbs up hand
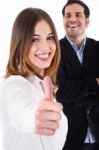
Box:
[34,76,63,135]
[43,76,53,101]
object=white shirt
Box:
[0,75,68,150]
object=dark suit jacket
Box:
[56,36,99,150]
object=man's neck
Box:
[67,34,86,48]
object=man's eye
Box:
[76,13,83,18]
[76,14,81,17]
[64,14,71,19]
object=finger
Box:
[35,109,61,121]
[43,76,53,101]
[34,127,55,135]
[38,100,63,112]
[35,120,59,130]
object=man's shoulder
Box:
[59,36,67,42]
[59,36,69,47]
[87,37,99,44]
[86,38,99,49]
[59,37,99,43]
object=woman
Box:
[0,7,68,150]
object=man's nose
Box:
[69,14,77,21]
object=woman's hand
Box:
[34,76,63,135]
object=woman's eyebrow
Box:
[32,34,40,37]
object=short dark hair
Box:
[62,0,90,18]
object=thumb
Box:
[43,76,53,101]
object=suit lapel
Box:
[61,37,82,76]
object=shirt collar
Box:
[66,35,86,51]
[28,75,43,85]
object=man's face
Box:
[63,4,89,38]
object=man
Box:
[56,0,99,150]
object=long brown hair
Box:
[5,7,61,84]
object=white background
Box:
[0,0,99,78]
[0,0,99,149]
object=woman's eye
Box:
[32,38,39,43]
[47,36,55,41]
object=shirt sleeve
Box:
[4,77,37,133]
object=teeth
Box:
[36,53,49,58]
[69,25,77,28]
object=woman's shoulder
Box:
[0,75,32,91]
[5,75,29,83]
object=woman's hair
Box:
[5,7,61,84]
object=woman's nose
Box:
[39,40,49,50]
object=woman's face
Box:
[28,19,56,76]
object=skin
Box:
[63,4,99,85]
[63,4,89,46]
[28,20,56,77]
[28,20,63,135]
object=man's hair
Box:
[62,0,90,18]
